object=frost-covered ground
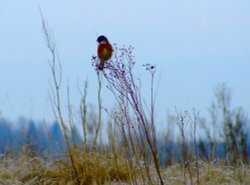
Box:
[0,153,250,185]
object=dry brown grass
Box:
[0,149,140,185]
[0,151,250,185]
[162,161,250,185]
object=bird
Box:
[97,35,113,70]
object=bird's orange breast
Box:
[97,43,113,63]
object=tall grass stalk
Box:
[67,82,77,147]
[80,80,88,150]
[93,71,102,151]
[176,112,188,185]
[41,14,80,185]
[193,110,200,185]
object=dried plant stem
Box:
[150,69,156,148]
[102,47,164,185]
[93,71,102,151]
[67,83,76,147]
[193,111,200,185]
[80,80,88,150]
[41,13,80,185]
[130,82,163,185]
[177,112,188,185]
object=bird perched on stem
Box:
[97,35,113,70]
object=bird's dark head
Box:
[97,35,109,43]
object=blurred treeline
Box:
[0,84,249,165]
[0,118,68,156]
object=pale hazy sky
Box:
[0,0,250,123]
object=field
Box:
[0,151,250,184]
[0,16,249,185]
